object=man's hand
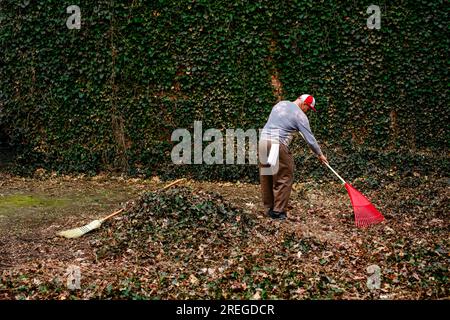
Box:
[318,154,328,165]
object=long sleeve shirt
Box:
[260,100,323,156]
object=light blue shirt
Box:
[261,100,323,156]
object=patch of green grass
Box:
[0,194,69,208]
[0,195,69,213]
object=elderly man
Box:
[259,94,328,220]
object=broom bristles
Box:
[57,220,102,238]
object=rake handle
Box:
[100,178,186,222]
[325,162,346,185]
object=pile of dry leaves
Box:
[0,179,448,300]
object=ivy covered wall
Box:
[0,0,448,178]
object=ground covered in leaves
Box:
[0,172,448,300]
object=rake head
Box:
[345,183,385,228]
[57,220,102,239]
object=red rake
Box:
[325,163,385,228]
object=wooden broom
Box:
[57,178,186,239]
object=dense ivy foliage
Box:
[0,0,448,178]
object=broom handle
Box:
[325,163,346,185]
[101,208,125,222]
[100,178,186,222]
[161,178,186,190]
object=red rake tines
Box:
[325,163,385,228]
[344,183,385,228]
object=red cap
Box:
[299,94,317,112]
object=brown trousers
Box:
[258,140,294,213]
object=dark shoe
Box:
[268,210,287,220]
